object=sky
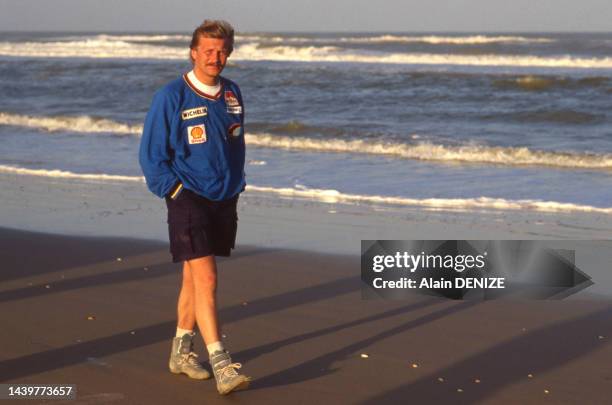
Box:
[0,0,611,32]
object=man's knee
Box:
[187,256,217,291]
[194,271,217,291]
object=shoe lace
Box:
[184,351,202,367]
[219,362,243,378]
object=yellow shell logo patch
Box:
[187,124,206,144]
[191,126,204,138]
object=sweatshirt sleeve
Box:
[139,90,179,198]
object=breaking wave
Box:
[0,112,141,135]
[91,34,190,42]
[1,38,611,69]
[247,184,612,214]
[2,112,611,170]
[0,38,186,60]
[237,34,554,45]
[0,165,143,182]
[245,133,612,170]
[1,164,610,214]
[232,44,612,69]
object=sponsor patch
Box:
[181,106,208,120]
[224,91,240,107]
[227,106,243,114]
[228,124,242,137]
[187,124,206,144]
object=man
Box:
[139,20,250,395]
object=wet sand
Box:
[1,227,610,404]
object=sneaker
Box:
[168,333,211,380]
[210,350,251,395]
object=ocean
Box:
[1,32,611,214]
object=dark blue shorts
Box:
[165,189,239,262]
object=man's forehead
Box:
[197,36,228,49]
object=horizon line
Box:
[1,29,611,34]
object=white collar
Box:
[187,70,221,96]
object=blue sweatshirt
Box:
[139,73,246,201]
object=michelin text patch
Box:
[181,107,208,120]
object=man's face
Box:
[190,36,230,85]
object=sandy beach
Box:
[1,203,611,404]
[0,160,611,405]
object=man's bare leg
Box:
[168,260,211,379]
[177,261,196,331]
[186,255,221,345]
[187,255,250,394]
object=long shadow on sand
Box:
[0,228,167,282]
[0,260,172,303]
[0,274,361,381]
[247,300,480,390]
[0,247,271,303]
[0,227,269,285]
[359,305,612,404]
[238,297,443,365]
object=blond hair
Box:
[189,20,235,63]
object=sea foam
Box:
[0,112,142,135]
[1,38,611,69]
[245,133,612,170]
[1,164,610,214]
[237,34,554,45]
[2,112,611,170]
[233,44,612,69]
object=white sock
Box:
[176,327,193,337]
[206,341,225,355]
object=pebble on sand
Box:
[411,363,419,368]
[437,377,445,382]
[474,379,481,384]
[360,354,369,358]
[87,315,96,320]
[544,389,550,394]
[45,284,51,289]
[528,374,534,378]
[457,388,463,393]
[116,257,122,262]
